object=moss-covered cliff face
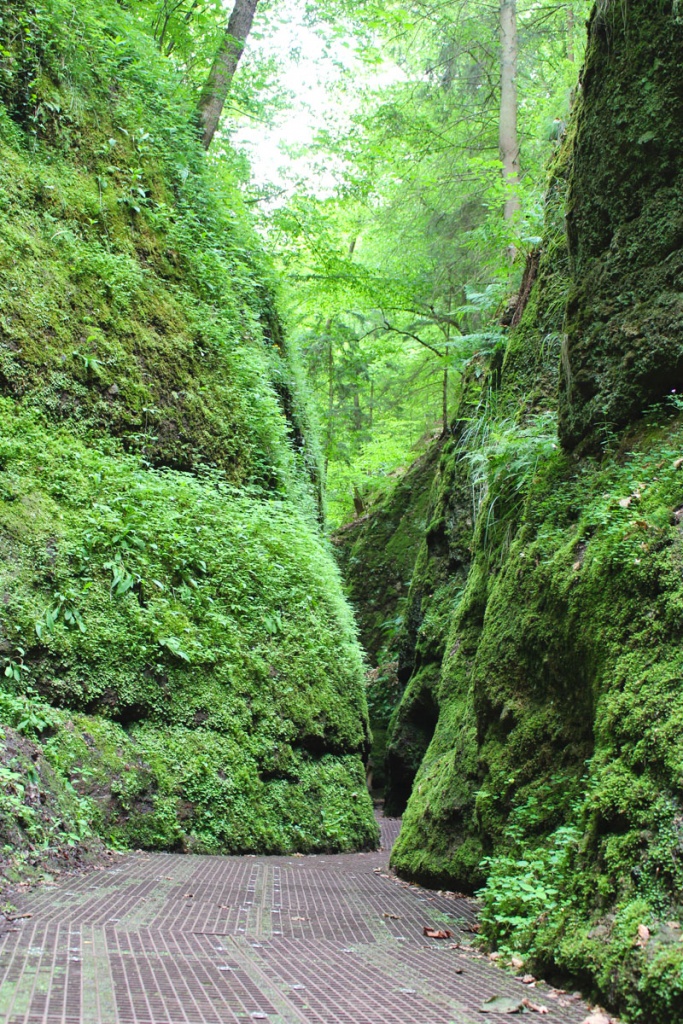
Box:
[332,447,441,791]
[333,446,440,663]
[0,0,377,864]
[369,5,683,1018]
[393,406,683,1021]
[559,0,683,449]
[383,434,475,816]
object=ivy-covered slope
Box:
[0,0,377,866]
[358,3,683,1019]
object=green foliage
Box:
[0,720,95,876]
[0,399,377,851]
[478,787,582,956]
[0,0,377,857]
[0,0,320,506]
[264,0,590,524]
[459,407,557,550]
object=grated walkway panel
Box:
[0,817,593,1023]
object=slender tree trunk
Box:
[326,321,333,471]
[499,0,520,220]
[353,390,362,431]
[567,6,575,63]
[197,0,259,150]
[369,380,374,429]
[442,365,448,435]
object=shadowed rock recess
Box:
[337,2,683,1021]
[0,0,377,866]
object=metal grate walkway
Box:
[0,817,591,1023]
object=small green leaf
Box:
[480,995,524,1014]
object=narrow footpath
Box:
[0,818,594,1024]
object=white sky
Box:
[230,0,401,196]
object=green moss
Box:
[333,445,442,792]
[0,0,319,499]
[559,0,683,448]
[502,131,573,409]
[0,0,376,856]
[333,444,441,663]
[381,424,480,814]
[389,556,486,877]
[392,410,683,1019]
[0,712,103,884]
[41,712,374,854]
[0,402,378,852]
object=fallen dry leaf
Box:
[580,1013,613,1024]
[423,926,453,939]
[522,975,536,985]
[618,496,632,508]
[383,912,401,920]
[635,923,650,947]
[510,955,524,969]
[521,998,548,1014]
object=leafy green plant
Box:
[459,408,558,548]
[36,588,88,638]
[478,823,581,956]
[3,648,29,684]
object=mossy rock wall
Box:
[559,0,683,449]
[383,433,475,815]
[0,0,377,857]
[0,718,106,881]
[386,15,683,1015]
[333,446,440,663]
[393,412,683,1021]
[332,446,441,791]
[0,0,318,496]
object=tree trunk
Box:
[326,321,333,471]
[499,0,520,220]
[353,390,362,431]
[567,6,575,63]
[197,0,259,150]
[442,365,449,435]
